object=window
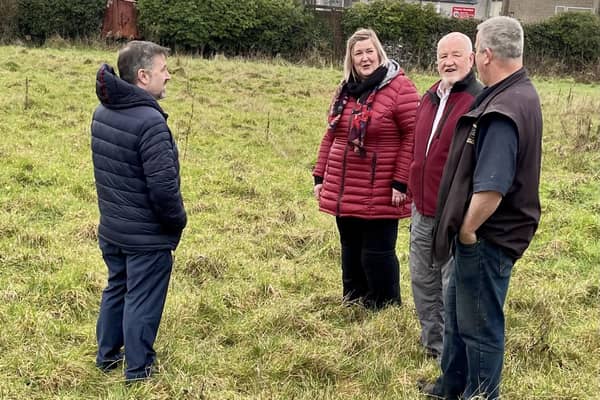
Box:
[555,5,593,14]
[442,0,478,4]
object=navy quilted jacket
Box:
[91,64,186,251]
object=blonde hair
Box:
[343,28,389,82]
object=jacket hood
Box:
[379,59,403,88]
[95,63,166,118]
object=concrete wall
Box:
[504,0,598,23]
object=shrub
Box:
[342,0,600,77]
[243,0,318,57]
[342,0,478,69]
[524,12,600,74]
[137,0,317,57]
[16,0,105,41]
[137,0,257,54]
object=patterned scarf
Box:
[327,65,388,157]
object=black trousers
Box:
[336,217,400,309]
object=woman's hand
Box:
[392,188,406,207]
[314,184,323,201]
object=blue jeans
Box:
[436,238,514,400]
[96,239,173,380]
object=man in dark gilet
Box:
[420,16,543,400]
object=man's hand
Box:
[458,227,477,245]
[459,191,503,245]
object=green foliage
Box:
[137,0,255,52]
[138,0,317,57]
[342,0,600,77]
[244,0,318,56]
[525,12,600,74]
[342,0,478,69]
[16,0,105,41]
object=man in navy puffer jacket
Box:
[91,41,186,382]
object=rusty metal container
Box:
[101,0,139,40]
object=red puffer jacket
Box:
[313,61,419,219]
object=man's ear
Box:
[136,68,148,86]
[484,48,494,66]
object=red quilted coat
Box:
[313,61,419,219]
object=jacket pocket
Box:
[370,152,377,185]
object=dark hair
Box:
[117,41,170,84]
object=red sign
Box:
[451,6,476,19]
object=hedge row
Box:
[136,0,321,57]
[1,0,105,42]
[343,0,600,76]
[1,0,599,77]
[343,1,479,69]
[524,11,600,76]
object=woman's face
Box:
[352,39,380,80]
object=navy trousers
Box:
[96,238,173,380]
[336,217,400,309]
[434,238,514,399]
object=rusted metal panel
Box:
[101,0,139,40]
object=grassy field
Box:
[0,44,598,399]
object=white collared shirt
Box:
[425,83,452,156]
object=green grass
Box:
[0,44,598,399]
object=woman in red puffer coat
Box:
[313,28,419,310]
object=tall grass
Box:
[0,45,598,399]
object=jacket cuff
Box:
[392,181,407,193]
[314,175,324,185]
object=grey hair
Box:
[436,32,473,61]
[437,32,473,56]
[343,28,389,82]
[117,40,170,84]
[477,16,523,60]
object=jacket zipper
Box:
[336,142,350,216]
[421,102,456,213]
[370,152,377,185]
[336,106,357,216]
[433,103,455,142]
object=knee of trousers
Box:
[362,249,398,264]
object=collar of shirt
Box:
[436,82,452,100]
